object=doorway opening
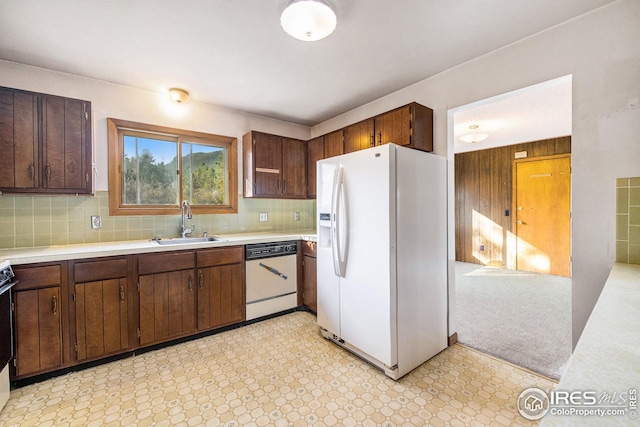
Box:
[449,75,572,380]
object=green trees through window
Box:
[108,118,238,216]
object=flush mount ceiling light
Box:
[459,133,489,144]
[168,88,190,104]
[280,0,337,41]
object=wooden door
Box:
[513,155,571,276]
[0,88,38,189]
[75,279,128,361]
[306,136,324,198]
[253,132,282,196]
[302,255,317,312]
[374,106,410,147]
[344,119,374,153]
[139,270,196,346]
[282,137,306,198]
[197,263,244,330]
[41,96,89,192]
[14,287,63,376]
[324,130,344,158]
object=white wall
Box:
[0,60,311,191]
[312,0,640,346]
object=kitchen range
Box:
[0,260,16,413]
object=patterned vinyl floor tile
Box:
[0,311,556,426]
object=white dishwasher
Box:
[245,241,298,321]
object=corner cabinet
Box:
[243,131,306,198]
[301,241,317,312]
[11,262,69,379]
[0,86,92,195]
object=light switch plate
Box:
[91,215,102,229]
[259,212,268,222]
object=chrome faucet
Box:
[180,200,194,238]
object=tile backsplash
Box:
[616,177,640,264]
[0,191,315,249]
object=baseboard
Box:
[448,332,458,346]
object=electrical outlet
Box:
[259,212,268,222]
[294,212,300,221]
[91,215,102,229]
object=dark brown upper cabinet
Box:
[323,129,344,159]
[343,102,433,154]
[243,131,306,198]
[306,136,324,199]
[344,118,375,153]
[0,86,92,195]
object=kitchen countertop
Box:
[540,262,640,426]
[0,230,317,265]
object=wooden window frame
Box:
[107,118,238,216]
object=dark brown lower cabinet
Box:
[139,270,196,346]
[12,262,67,378]
[14,287,63,376]
[74,279,129,361]
[302,241,317,312]
[197,246,245,331]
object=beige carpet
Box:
[455,262,572,380]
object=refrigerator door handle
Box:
[332,166,347,278]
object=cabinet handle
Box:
[284,181,287,192]
[370,133,375,147]
[52,295,57,315]
[199,272,203,290]
[29,163,35,181]
[45,164,51,181]
[120,284,125,302]
[377,131,382,145]
[277,180,281,190]
[188,275,193,291]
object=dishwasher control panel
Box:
[245,241,298,260]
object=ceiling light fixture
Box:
[168,88,190,104]
[459,133,489,144]
[280,0,337,42]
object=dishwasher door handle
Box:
[258,262,288,280]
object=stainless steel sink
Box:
[151,236,226,245]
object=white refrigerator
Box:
[316,143,448,380]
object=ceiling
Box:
[0,0,615,127]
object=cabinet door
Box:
[253,132,282,197]
[374,105,411,147]
[0,88,39,189]
[282,137,307,198]
[324,130,344,159]
[139,270,196,346]
[75,278,128,361]
[302,255,317,312]
[306,137,324,199]
[197,263,244,330]
[42,95,90,192]
[14,287,63,377]
[344,119,374,153]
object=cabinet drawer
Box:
[197,246,243,268]
[302,241,317,257]
[13,264,63,291]
[138,251,195,275]
[74,257,128,282]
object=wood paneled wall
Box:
[455,136,571,266]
